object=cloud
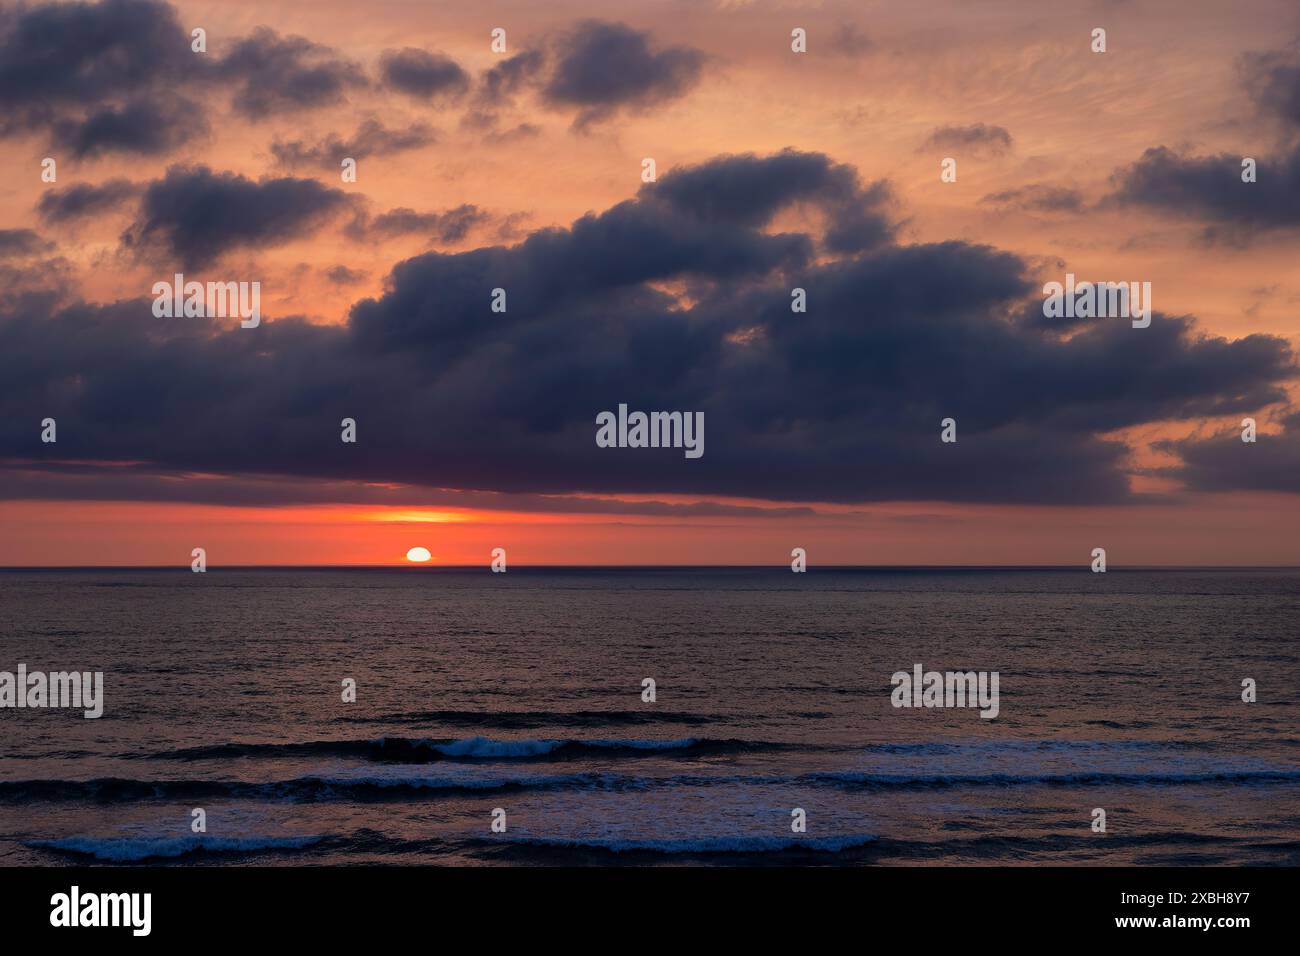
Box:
[465,49,547,133]
[122,165,353,268]
[0,229,53,258]
[271,119,436,167]
[379,48,469,100]
[346,163,817,357]
[647,148,897,253]
[980,184,1084,213]
[1,7,694,158]
[349,205,488,244]
[1240,42,1300,132]
[0,1,360,153]
[37,179,141,223]
[1108,146,1300,240]
[0,9,702,150]
[0,0,191,107]
[2,151,1293,509]
[0,0,204,154]
[215,26,366,119]
[478,49,546,107]
[55,93,208,158]
[919,124,1013,155]
[1159,410,1300,494]
[324,265,367,286]
[541,20,706,128]
[1106,41,1300,240]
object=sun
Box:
[405,547,432,563]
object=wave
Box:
[5,762,1297,806]
[148,735,782,763]
[146,735,1287,765]
[862,739,1218,755]
[0,770,641,803]
[335,709,719,729]
[30,834,325,862]
[805,769,1300,789]
[478,833,879,857]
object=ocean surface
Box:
[0,567,1296,866]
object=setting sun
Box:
[405,547,432,563]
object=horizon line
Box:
[2,563,1298,571]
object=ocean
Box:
[0,567,1296,866]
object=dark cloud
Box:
[0,4,697,160]
[324,265,367,285]
[465,49,547,133]
[0,1,364,154]
[0,229,53,258]
[647,149,896,253]
[822,184,896,253]
[0,0,205,154]
[379,48,469,100]
[1159,410,1300,494]
[346,179,814,357]
[920,124,1013,155]
[1108,146,1300,240]
[2,151,1292,509]
[122,165,353,268]
[652,150,858,227]
[461,24,703,133]
[37,179,140,224]
[349,205,488,244]
[479,49,546,107]
[495,212,534,242]
[980,184,1084,213]
[215,26,366,119]
[541,21,706,128]
[0,0,192,110]
[1106,40,1300,239]
[271,119,436,167]
[54,93,207,158]
[1240,43,1300,131]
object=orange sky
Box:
[2,0,1299,566]
[4,492,1299,567]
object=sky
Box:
[2,0,1300,566]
